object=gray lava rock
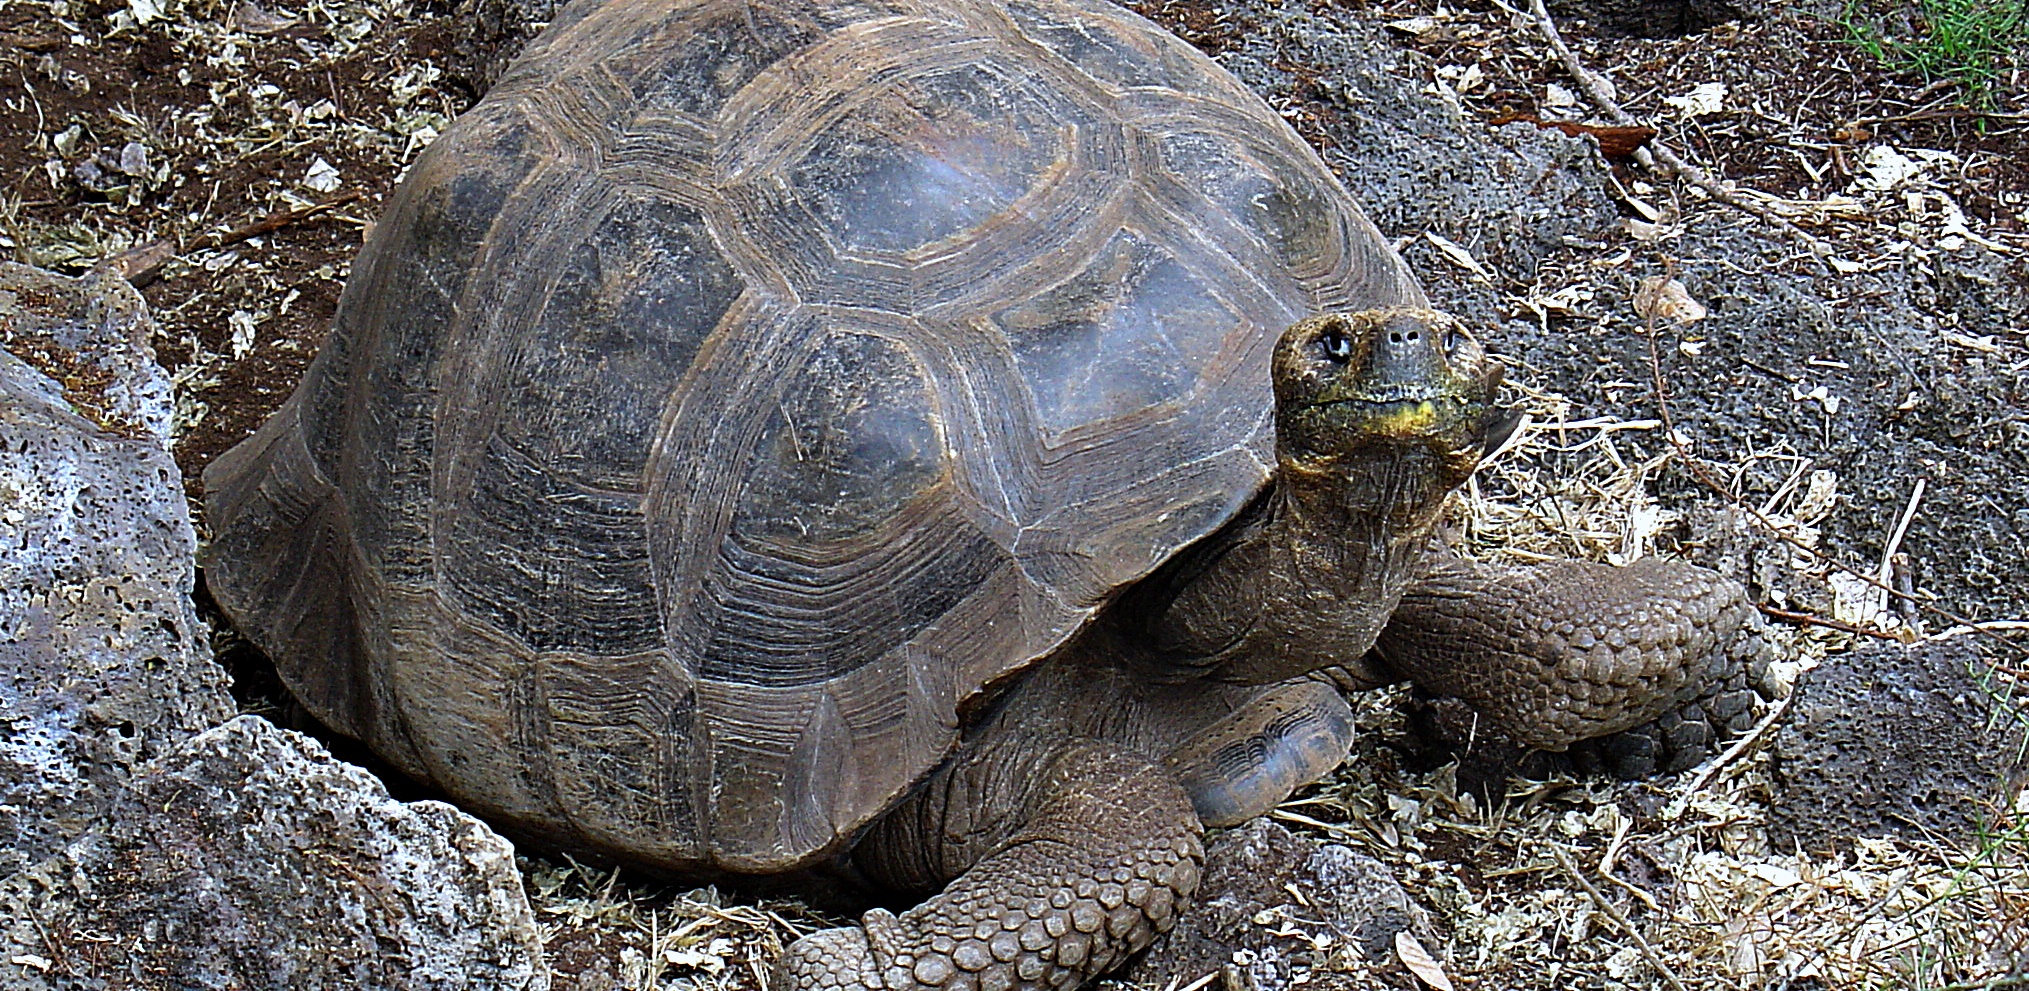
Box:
[1,264,548,990]
[1503,238,2029,628]
[0,262,173,440]
[1,263,234,876]
[0,716,548,991]
[1769,639,2029,853]
[1123,819,1435,991]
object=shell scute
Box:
[693,327,1008,687]
[999,224,1253,441]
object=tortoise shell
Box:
[203,0,1423,874]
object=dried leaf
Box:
[1492,114,1654,159]
[1828,570,1886,628]
[1423,231,1493,283]
[118,141,150,177]
[1790,383,1841,416]
[1395,931,1454,991]
[1632,276,1706,325]
[52,123,84,158]
[303,156,343,193]
[1796,468,1838,523]
[1857,146,1923,191]
[1744,862,1803,888]
[229,0,301,34]
[229,309,260,360]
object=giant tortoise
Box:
[203,1,1759,987]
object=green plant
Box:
[1843,0,2029,99]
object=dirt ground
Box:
[2,0,2025,987]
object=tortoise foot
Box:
[790,744,1204,991]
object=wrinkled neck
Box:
[1124,447,1459,684]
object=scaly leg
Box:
[780,742,1203,991]
[1375,553,1767,769]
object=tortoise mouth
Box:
[1304,393,1488,446]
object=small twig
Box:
[1548,844,1691,991]
[19,904,71,977]
[1524,0,1833,270]
[191,190,364,252]
[1875,478,1926,619]
[1904,76,1963,103]
[1757,603,1904,641]
[1848,108,2029,127]
[1891,554,1922,628]
[1928,620,2029,642]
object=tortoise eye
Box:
[1443,328,1467,353]
[1320,329,1353,362]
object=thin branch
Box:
[1876,478,1926,621]
[1758,604,1904,641]
[190,191,364,252]
[1549,844,1691,991]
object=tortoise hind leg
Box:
[779,741,1202,991]
[1375,553,1771,780]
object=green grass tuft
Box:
[1842,0,2028,101]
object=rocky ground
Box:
[1,0,2025,987]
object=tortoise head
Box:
[1272,308,1520,488]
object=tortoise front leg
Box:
[780,741,1202,991]
[1374,553,1767,771]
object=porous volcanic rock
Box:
[0,262,234,876]
[0,716,548,991]
[1769,639,2028,853]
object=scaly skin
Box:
[781,743,1203,991]
[1374,552,1754,749]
